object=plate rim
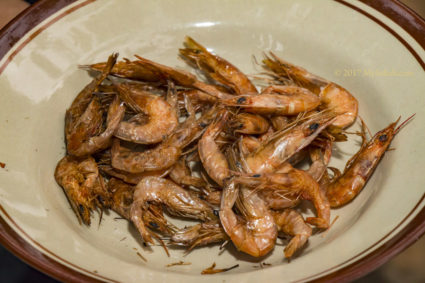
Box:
[0,0,424,282]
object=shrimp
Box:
[130,177,216,244]
[83,58,162,82]
[307,139,333,182]
[169,158,206,188]
[111,102,217,173]
[108,178,134,219]
[273,209,312,258]
[170,220,227,252]
[242,111,336,174]
[65,53,117,140]
[326,115,414,207]
[231,113,270,135]
[219,181,277,257]
[67,95,125,156]
[221,86,320,116]
[134,55,231,100]
[180,36,258,94]
[100,164,169,185]
[263,53,358,128]
[113,83,178,144]
[55,155,110,225]
[259,190,300,210]
[198,110,231,186]
[234,167,331,229]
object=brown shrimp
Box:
[111,101,217,173]
[65,53,117,140]
[198,110,231,187]
[234,167,331,229]
[55,156,110,225]
[219,181,277,257]
[108,178,134,219]
[130,177,216,244]
[113,83,178,144]
[326,115,414,207]
[231,113,270,135]
[273,209,312,258]
[170,220,227,252]
[263,53,358,128]
[169,158,206,188]
[67,95,125,157]
[100,164,169,185]
[180,36,258,94]
[221,86,320,116]
[134,54,231,100]
[242,111,336,174]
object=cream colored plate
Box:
[0,0,424,282]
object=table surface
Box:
[0,1,424,282]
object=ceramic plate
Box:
[0,0,425,282]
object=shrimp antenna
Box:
[394,113,415,135]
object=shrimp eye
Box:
[79,204,85,214]
[149,221,159,229]
[213,210,219,217]
[379,134,388,142]
[237,97,247,104]
[200,122,208,128]
[253,174,261,178]
[309,123,319,131]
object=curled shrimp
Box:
[111,101,217,173]
[55,156,110,225]
[231,113,270,135]
[220,182,277,257]
[113,83,178,144]
[234,167,331,229]
[221,86,320,116]
[326,115,414,207]
[170,220,227,252]
[66,53,117,140]
[263,53,358,128]
[180,36,258,94]
[273,209,312,258]
[130,177,216,244]
[198,110,231,186]
[242,111,336,174]
[67,95,125,157]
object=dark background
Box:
[0,0,425,282]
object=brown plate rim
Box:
[0,0,424,282]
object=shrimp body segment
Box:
[273,209,312,258]
[130,177,216,244]
[114,83,178,144]
[219,182,277,257]
[326,117,412,207]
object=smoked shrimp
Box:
[242,111,336,174]
[263,53,358,128]
[130,177,216,244]
[326,116,414,207]
[234,168,331,229]
[113,83,178,144]
[108,178,134,219]
[180,36,258,94]
[169,158,206,188]
[111,102,217,173]
[221,86,320,116]
[55,156,110,225]
[219,181,277,257]
[67,95,125,157]
[273,209,312,258]
[198,110,231,186]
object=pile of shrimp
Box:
[55,36,413,261]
